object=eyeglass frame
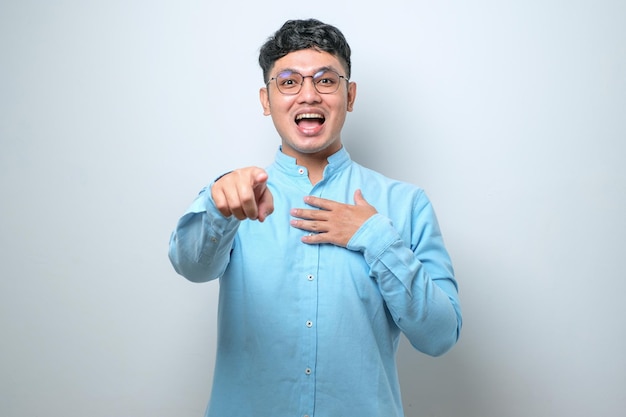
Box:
[265,68,350,95]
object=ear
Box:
[260,87,271,116]
[346,81,357,112]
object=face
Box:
[260,49,357,162]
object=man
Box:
[169,18,461,417]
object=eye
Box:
[277,71,301,89]
[314,71,339,86]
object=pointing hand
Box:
[211,167,274,222]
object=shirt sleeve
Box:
[346,190,462,356]
[168,185,240,283]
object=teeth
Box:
[296,113,324,121]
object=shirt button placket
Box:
[303,271,316,415]
[300,233,318,417]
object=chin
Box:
[290,140,339,156]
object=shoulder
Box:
[349,160,426,200]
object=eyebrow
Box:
[275,66,337,77]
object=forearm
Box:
[348,214,462,356]
[168,186,240,283]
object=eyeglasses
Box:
[267,69,349,95]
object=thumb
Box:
[353,189,369,206]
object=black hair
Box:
[258,19,352,83]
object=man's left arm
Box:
[290,190,462,357]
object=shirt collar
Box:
[273,146,352,179]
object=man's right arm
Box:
[168,167,273,283]
[168,185,240,283]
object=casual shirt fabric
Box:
[169,147,462,417]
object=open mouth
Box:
[295,113,325,128]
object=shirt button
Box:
[306,321,313,328]
[305,367,312,375]
[307,274,314,281]
[298,168,305,175]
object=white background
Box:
[1,1,625,416]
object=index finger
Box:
[303,195,340,210]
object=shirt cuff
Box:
[346,213,401,264]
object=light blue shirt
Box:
[169,147,462,417]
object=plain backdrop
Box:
[1,1,625,416]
